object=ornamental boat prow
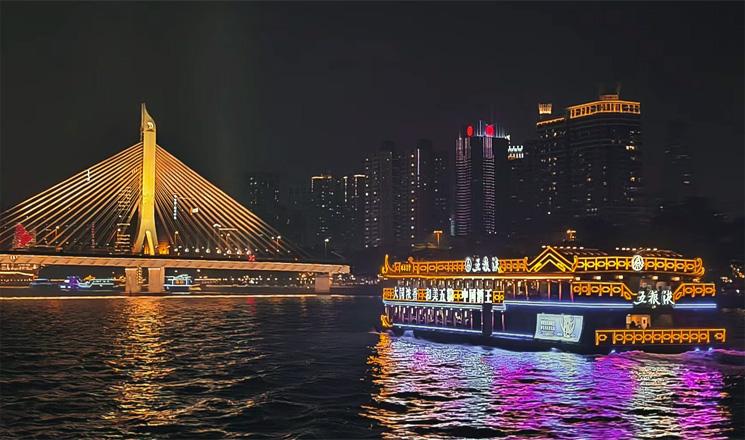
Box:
[379,246,724,353]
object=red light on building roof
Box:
[485,124,495,137]
[466,125,474,137]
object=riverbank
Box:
[0,284,379,298]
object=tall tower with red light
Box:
[455,121,509,237]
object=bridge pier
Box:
[315,272,331,293]
[148,267,165,293]
[124,267,141,294]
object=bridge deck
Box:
[0,253,349,274]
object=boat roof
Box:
[545,246,682,259]
[382,246,704,278]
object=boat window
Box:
[655,280,670,290]
[638,277,655,291]
[549,282,560,300]
[626,314,651,329]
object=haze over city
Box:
[2,2,743,214]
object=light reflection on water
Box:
[363,333,740,439]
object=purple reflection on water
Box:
[363,334,743,439]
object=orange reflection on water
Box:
[102,298,178,425]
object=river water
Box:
[1,293,743,439]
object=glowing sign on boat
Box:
[465,256,500,273]
[633,289,674,307]
[534,313,583,343]
[389,286,502,304]
[631,255,644,272]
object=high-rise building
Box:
[310,174,335,243]
[284,183,314,247]
[431,149,451,233]
[664,120,695,200]
[364,142,395,248]
[535,89,644,228]
[336,174,366,251]
[455,121,509,237]
[114,187,132,252]
[245,172,281,225]
[393,139,439,249]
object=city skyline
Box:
[0,4,742,440]
[1,2,743,215]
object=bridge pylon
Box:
[0,103,311,260]
[133,103,158,255]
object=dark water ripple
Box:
[1,294,743,439]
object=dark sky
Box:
[2,2,743,213]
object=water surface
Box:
[1,294,743,439]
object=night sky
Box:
[2,2,743,214]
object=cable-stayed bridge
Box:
[0,104,348,292]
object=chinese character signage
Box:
[465,256,500,273]
[534,313,583,343]
[633,289,674,308]
[393,286,454,301]
[391,286,497,303]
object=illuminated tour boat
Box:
[379,247,725,353]
[164,274,193,293]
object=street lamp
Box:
[434,230,442,249]
[213,223,222,249]
[324,238,330,259]
[276,236,281,254]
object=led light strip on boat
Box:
[393,323,483,334]
[673,303,717,310]
[491,331,534,340]
[384,299,719,311]
[383,300,483,310]
[503,300,633,309]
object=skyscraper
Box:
[310,174,334,243]
[336,174,366,251]
[392,139,445,249]
[535,89,644,228]
[245,172,281,225]
[431,149,451,234]
[364,142,395,248]
[284,183,314,247]
[455,121,509,237]
[664,120,695,200]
